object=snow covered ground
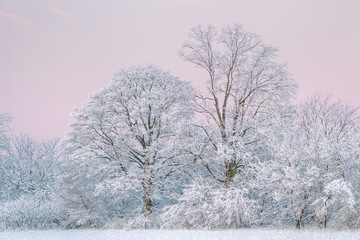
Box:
[1,229,360,240]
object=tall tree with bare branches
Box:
[180,24,297,187]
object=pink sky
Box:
[1,0,360,140]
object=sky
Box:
[0,0,359,140]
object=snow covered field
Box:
[1,229,360,240]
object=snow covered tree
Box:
[180,24,297,188]
[299,95,360,228]
[59,154,105,229]
[1,135,60,199]
[62,65,194,228]
[263,94,360,229]
[0,128,61,230]
[312,179,357,229]
[161,24,296,229]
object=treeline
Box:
[1,24,360,230]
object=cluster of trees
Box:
[0,114,61,229]
[1,24,360,230]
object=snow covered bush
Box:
[161,177,257,229]
[0,193,60,230]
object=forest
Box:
[1,24,360,231]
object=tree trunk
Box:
[142,153,153,228]
[142,183,152,229]
[225,159,234,188]
[295,208,305,229]
[225,162,231,188]
[143,188,152,214]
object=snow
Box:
[0,229,359,240]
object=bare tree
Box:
[180,24,297,187]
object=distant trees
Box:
[0,115,61,230]
[0,113,12,201]
[262,94,360,229]
[0,114,11,166]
